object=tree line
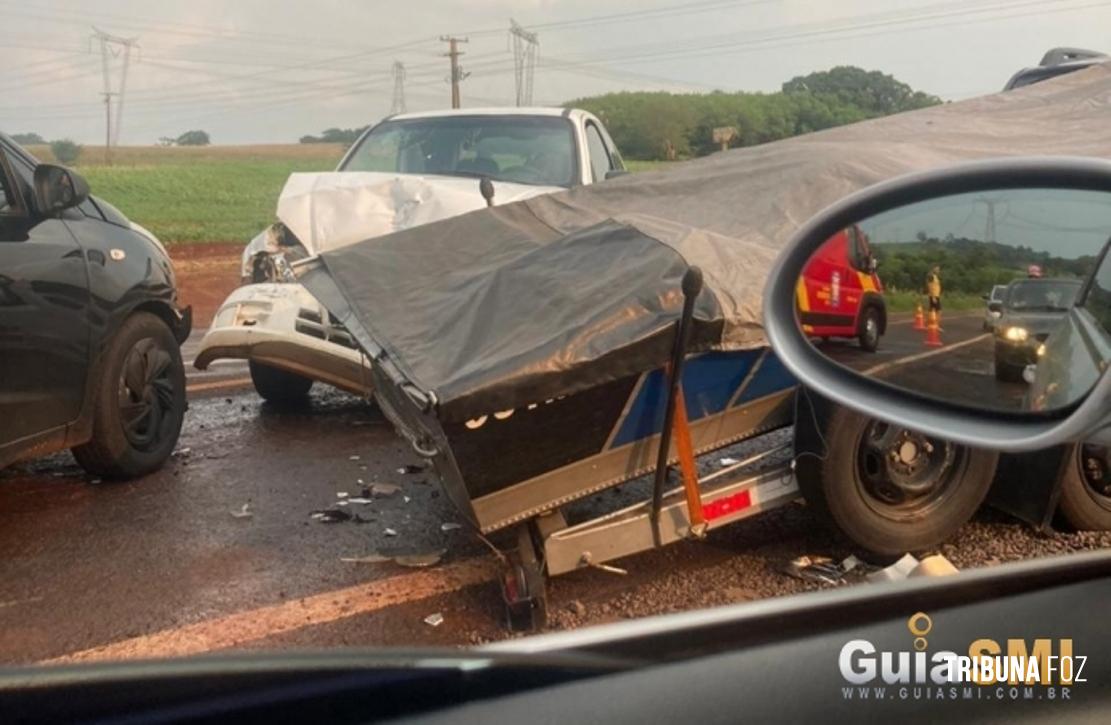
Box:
[566,66,941,161]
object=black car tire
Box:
[994,359,1024,382]
[72,312,186,479]
[858,306,881,352]
[796,405,998,556]
[249,360,313,403]
[1057,443,1111,531]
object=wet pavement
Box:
[3,313,1108,665]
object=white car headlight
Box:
[1003,326,1029,342]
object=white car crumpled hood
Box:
[277,172,560,255]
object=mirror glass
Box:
[796,188,1111,413]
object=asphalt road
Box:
[2,315,1107,665]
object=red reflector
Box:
[702,490,752,521]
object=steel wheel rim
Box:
[117,338,175,450]
[855,420,964,521]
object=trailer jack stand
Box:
[502,521,548,632]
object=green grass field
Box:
[28,144,346,244]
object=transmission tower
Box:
[978,198,1000,243]
[91,27,139,163]
[390,61,407,115]
[509,19,538,106]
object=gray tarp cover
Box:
[303,64,1111,422]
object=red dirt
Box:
[170,243,242,329]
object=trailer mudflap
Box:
[987,446,1071,531]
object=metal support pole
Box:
[650,266,703,545]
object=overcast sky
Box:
[3,0,1111,145]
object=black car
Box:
[993,277,1083,382]
[0,133,190,477]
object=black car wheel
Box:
[1057,442,1111,531]
[858,306,881,352]
[72,312,186,478]
[249,360,313,404]
[796,405,998,555]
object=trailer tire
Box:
[1057,442,1111,531]
[796,405,997,556]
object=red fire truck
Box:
[796,225,886,351]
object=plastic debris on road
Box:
[384,527,398,536]
[440,522,462,532]
[346,497,374,505]
[172,447,192,458]
[719,457,740,466]
[370,483,401,498]
[231,503,253,519]
[349,455,361,461]
[782,555,847,584]
[336,492,349,498]
[424,613,444,627]
[867,554,959,582]
[310,508,352,524]
[397,464,425,474]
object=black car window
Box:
[0,150,25,217]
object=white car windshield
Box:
[341,115,576,187]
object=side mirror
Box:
[604,169,630,180]
[33,164,89,215]
[764,158,1111,452]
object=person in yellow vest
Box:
[925,265,942,320]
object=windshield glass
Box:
[1005,279,1082,310]
[341,115,576,187]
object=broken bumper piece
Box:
[194,283,372,396]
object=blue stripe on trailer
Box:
[610,350,764,448]
[733,351,796,405]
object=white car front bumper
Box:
[194,283,372,396]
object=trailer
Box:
[355,266,998,629]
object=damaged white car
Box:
[194,107,626,402]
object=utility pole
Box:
[978,198,999,243]
[439,35,468,109]
[390,60,407,115]
[91,27,138,164]
[509,20,538,107]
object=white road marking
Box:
[44,556,498,664]
[864,333,992,376]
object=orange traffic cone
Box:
[924,309,943,347]
[912,304,926,330]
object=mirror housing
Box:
[764,157,1111,452]
[33,164,89,216]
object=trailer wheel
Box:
[796,405,997,556]
[858,305,881,352]
[1057,442,1111,531]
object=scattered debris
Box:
[397,464,425,475]
[204,452,228,460]
[567,600,586,617]
[370,483,401,498]
[336,492,349,498]
[88,478,103,485]
[349,455,361,461]
[424,612,444,627]
[384,527,398,536]
[231,503,253,519]
[840,555,864,574]
[346,497,374,505]
[782,555,846,584]
[172,447,192,458]
[440,522,462,532]
[403,496,411,503]
[864,553,960,583]
[719,457,741,466]
[336,500,350,507]
[341,548,444,567]
[310,509,352,524]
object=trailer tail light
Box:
[702,490,752,521]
